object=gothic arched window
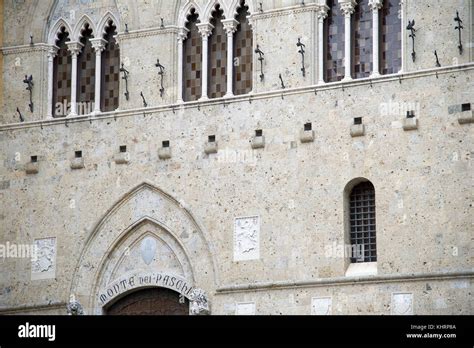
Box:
[52,27,71,117]
[77,23,95,115]
[101,21,120,112]
[183,10,202,102]
[352,0,373,79]
[348,181,377,263]
[325,0,345,82]
[233,1,253,96]
[381,0,401,74]
[208,5,227,99]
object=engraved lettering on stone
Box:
[391,293,413,315]
[234,216,260,261]
[32,238,56,274]
[311,297,332,315]
[140,236,157,265]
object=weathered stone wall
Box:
[0,0,472,315]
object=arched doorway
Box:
[105,288,189,315]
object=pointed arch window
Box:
[101,21,120,112]
[208,5,227,99]
[183,10,202,102]
[348,181,377,263]
[381,0,401,74]
[325,0,345,82]
[52,27,71,117]
[77,23,95,115]
[352,0,373,79]
[233,1,253,96]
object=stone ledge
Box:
[403,117,419,131]
[1,63,473,132]
[204,142,218,155]
[300,129,315,143]
[457,110,474,124]
[251,135,265,149]
[215,270,474,294]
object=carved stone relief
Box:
[234,216,260,261]
[31,237,56,280]
[391,293,414,315]
[311,297,332,315]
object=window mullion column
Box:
[197,23,214,101]
[317,4,329,84]
[222,19,238,98]
[90,38,106,114]
[177,28,188,103]
[340,0,356,82]
[47,46,58,119]
[369,0,383,77]
[66,41,83,117]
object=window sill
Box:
[345,262,377,277]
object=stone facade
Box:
[0,0,472,315]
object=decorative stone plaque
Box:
[140,236,157,265]
[31,237,56,280]
[391,293,414,315]
[235,302,256,315]
[234,216,260,261]
[311,297,332,315]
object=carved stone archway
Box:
[69,182,217,315]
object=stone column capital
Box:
[66,41,83,56]
[317,4,330,20]
[222,19,239,34]
[90,38,107,53]
[197,23,214,38]
[368,0,383,11]
[177,27,189,42]
[339,0,356,16]
[47,45,59,59]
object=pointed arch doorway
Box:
[105,287,189,315]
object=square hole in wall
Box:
[30,156,38,163]
[120,145,127,153]
[208,135,216,143]
[255,129,263,137]
[162,141,170,148]
[304,123,312,131]
[75,151,82,158]
[407,111,415,118]
[462,103,471,112]
[354,117,362,125]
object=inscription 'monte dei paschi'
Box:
[99,272,194,306]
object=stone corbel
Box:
[66,299,85,315]
[189,288,210,315]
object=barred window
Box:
[52,27,71,117]
[352,0,373,79]
[101,21,120,112]
[325,0,345,82]
[233,1,253,96]
[183,9,202,102]
[208,5,227,99]
[381,0,401,74]
[349,181,376,263]
[77,23,95,115]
